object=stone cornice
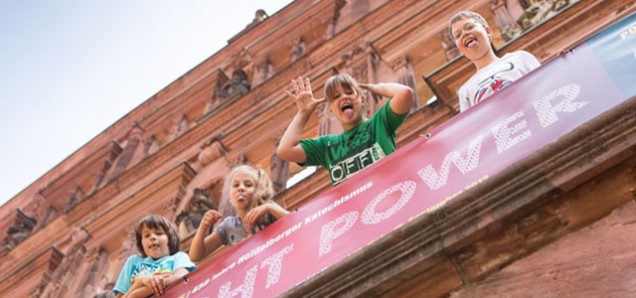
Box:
[0,246,63,298]
[372,0,489,63]
[39,141,122,210]
[0,162,196,283]
[83,161,196,250]
[285,97,636,296]
[137,68,224,133]
[240,0,341,55]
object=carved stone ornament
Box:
[1,208,37,254]
[198,137,227,167]
[176,188,219,237]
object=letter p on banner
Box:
[318,211,359,257]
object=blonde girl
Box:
[189,165,289,262]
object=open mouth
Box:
[149,243,160,250]
[237,195,246,202]
[464,37,477,48]
[341,103,354,117]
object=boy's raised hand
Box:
[286,77,325,114]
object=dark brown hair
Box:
[134,215,180,258]
[323,73,363,102]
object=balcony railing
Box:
[161,11,636,298]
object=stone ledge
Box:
[285,97,636,297]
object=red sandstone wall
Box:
[451,200,636,297]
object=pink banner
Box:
[163,43,628,298]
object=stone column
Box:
[392,57,419,111]
[271,137,290,194]
[439,29,460,62]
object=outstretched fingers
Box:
[304,77,312,93]
[291,77,301,95]
[290,76,312,94]
[297,76,306,91]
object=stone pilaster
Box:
[392,57,419,111]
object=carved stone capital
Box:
[198,136,228,167]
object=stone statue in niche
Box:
[228,70,251,96]
[290,37,306,63]
[243,9,268,31]
[517,0,572,30]
[217,69,251,101]
[253,9,268,23]
[1,208,37,254]
[175,188,218,238]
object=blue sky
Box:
[0,1,293,206]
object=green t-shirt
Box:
[300,100,407,185]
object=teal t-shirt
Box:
[113,252,196,295]
[300,100,407,185]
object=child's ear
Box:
[485,25,493,38]
[360,93,368,103]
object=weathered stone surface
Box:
[1,1,634,297]
[450,201,636,298]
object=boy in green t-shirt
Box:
[277,74,414,186]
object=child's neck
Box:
[474,52,500,71]
[342,117,367,132]
[237,209,248,220]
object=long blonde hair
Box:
[218,165,275,217]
